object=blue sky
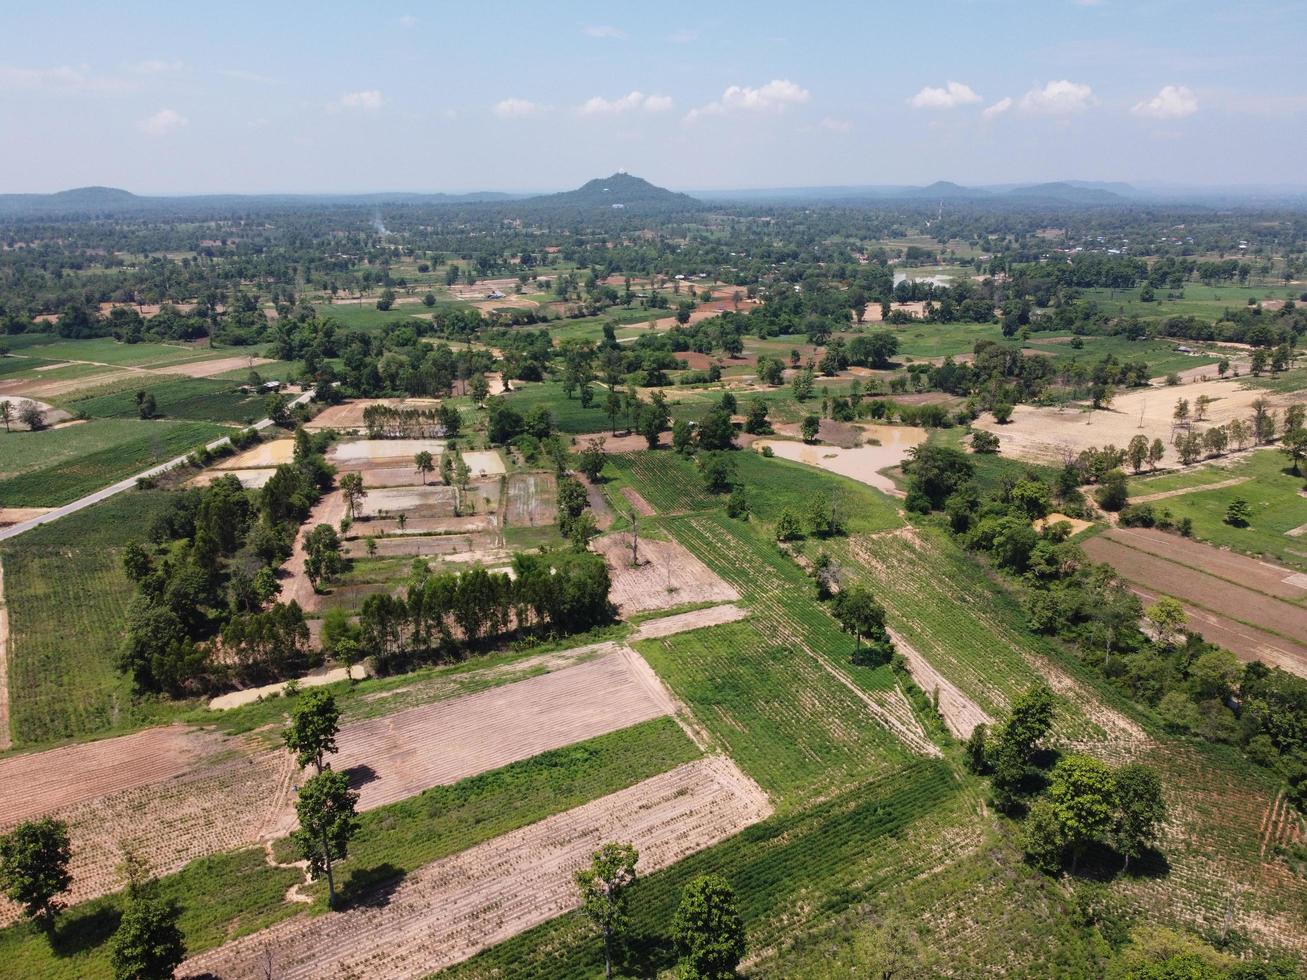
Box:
[0,0,1303,194]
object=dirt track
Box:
[630,603,749,641]
[181,756,772,980]
[889,628,991,739]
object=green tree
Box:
[414,450,434,485]
[291,768,359,908]
[469,373,490,405]
[989,684,1057,812]
[1049,754,1117,873]
[1224,497,1252,528]
[1113,763,1166,871]
[339,471,367,520]
[775,508,802,542]
[1280,423,1307,475]
[109,896,186,980]
[743,399,771,435]
[135,390,157,419]
[1126,435,1150,474]
[1145,596,1187,648]
[697,409,736,451]
[304,523,345,588]
[575,842,639,980]
[963,723,988,774]
[0,399,11,432]
[18,400,47,431]
[577,436,607,481]
[831,586,893,665]
[1095,469,1129,512]
[283,688,340,773]
[0,818,71,929]
[1022,798,1066,874]
[800,414,820,443]
[672,418,694,455]
[673,874,746,980]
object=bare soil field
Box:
[579,474,615,529]
[1082,533,1307,675]
[1035,512,1094,536]
[282,488,347,610]
[0,369,138,400]
[592,533,739,615]
[0,507,51,527]
[752,424,927,496]
[328,438,446,463]
[619,485,657,516]
[0,648,674,917]
[357,485,455,519]
[1102,527,1307,602]
[152,355,274,379]
[189,467,275,489]
[461,449,506,477]
[975,379,1307,467]
[630,603,749,641]
[504,471,557,526]
[215,438,295,469]
[304,398,441,432]
[180,756,771,980]
[343,532,493,559]
[597,431,671,453]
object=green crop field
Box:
[638,619,913,802]
[318,301,456,332]
[889,320,1005,360]
[0,336,227,368]
[1080,283,1300,321]
[1125,448,1307,571]
[0,718,697,978]
[66,377,265,422]
[604,451,714,513]
[0,492,194,745]
[0,419,228,506]
[503,380,613,434]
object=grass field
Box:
[1125,448,1307,572]
[0,492,194,745]
[0,419,228,506]
[503,380,614,434]
[66,378,265,423]
[890,320,1005,360]
[1080,283,1301,321]
[318,301,457,332]
[0,336,226,369]
[0,718,697,978]
[1023,333,1215,378]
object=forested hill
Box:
[520,173,703,212]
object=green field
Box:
[0,419,228,506]
[1125,448,1307,571]
[0,336,228,368]
[503,380,614,434]
[889,320,1004,360]
[317,301,455,332]
[0,718,697,978]
[65,377,265,422]
[1081,283,1301,322]
[0,492,195,745]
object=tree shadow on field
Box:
[338,862,407,910]
[1069,841,1172,884]
[343,763,379,792]
[617,927,676,978]
[51,904,121,957]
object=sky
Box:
[0,0,1304,195]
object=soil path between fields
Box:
[1131,476,1251,504]
[888,627,992,740]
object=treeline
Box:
[120,428,336,694]
[352,551,614,674]
[903,443,1307,812]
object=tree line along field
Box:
[0,419,228,507]
[0,493,193,744]
[0,718,698,978]
[1124,448,1307,573]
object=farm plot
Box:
[356,485,456,518]
[65,377,263,423]
[305,398,445,431]
[591,532,739,615]
[0,419,228,507]
[606,452,713,514]
[504,471,557,526]
[328,438,446,463]
[751,431,923,497]
[1082,533,1307,674]
[637,620,916,803]
[1102,526,1307,602]
[181,756,772,980]
[0,492,191,743]
[664,513,938,760]
[840,527,1143,746]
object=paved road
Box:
[0,390,314,543]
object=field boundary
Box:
[0,558,10,752]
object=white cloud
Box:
[336,90,384,111]
[669,29,698,44]
[579,91,673,115]
[1018,79,1096,114]
[686,79,810,122]
[493,97,542,118]
[982,96,1013,120]
[819,117,853,133]
[219,68,279,84]
[398,14,418,29]
[137,108,187,136]
[584,25,626,39]
[130,59,183,74]
[909,81,981,110]
[1132,84,1198,119]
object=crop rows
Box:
[609,452,712,514]
[67,377,263,423]
[663,513,938,759]
[445,759,963,980]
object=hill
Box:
[523,173,701,211]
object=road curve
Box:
[0,390,314,543]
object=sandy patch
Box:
[190,468,276,489]
[329,438,447,463]
[974,378,1307,467]
[753,425,927,496]
[0,507,52,527]
[208,665,368,710]
[593,533,739,615]
[504,471,556,526]
[0,369,138,400]
[1035,512,1094,536]
[462,449,506,477]
[152,355,274,379]
[630,603,749,641]
[180,756,771,980]
[215,439,295,469]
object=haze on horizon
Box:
[1,0,1304,196]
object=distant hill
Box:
[897,181,991,200]
[523,173,701,211]
[1003,181,1128,204]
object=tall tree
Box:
[673,874,746,980]
[291,769,359,909]
[338,471,367,520]
[109,896,186,980]
[283,688,340,773]
[0,818,72,931]
[1049,754,1116,874]
[575,842,638,980]
[1113,763,1166,871]
[414,450,435,485]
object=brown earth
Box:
[889,628,991,739]
[629,603,749,641]
[1082,533,1307,676]
[619,485,657,516]
[155,355,275,379]
[504,471,557,527]
[0,560,9,752]
[1101,527,1307,602]
[592,533,739,615]
[180,756,772,980]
